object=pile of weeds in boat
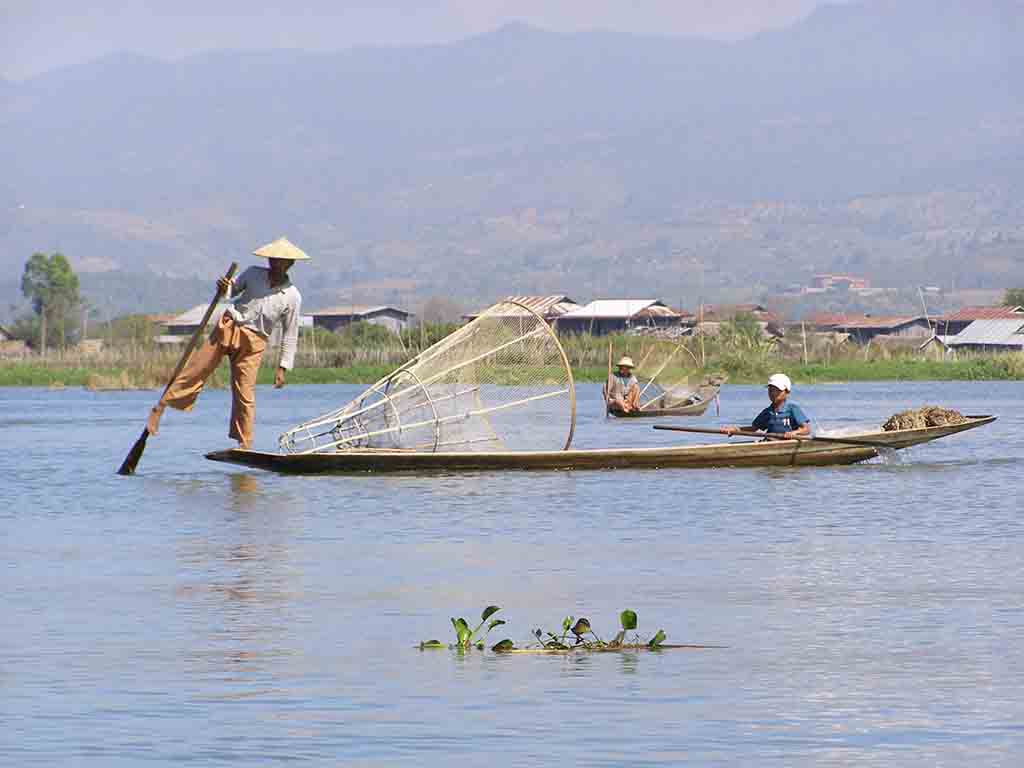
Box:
[419,606,683,653]
[882,406,967,431]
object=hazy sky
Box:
[1,0,834,80]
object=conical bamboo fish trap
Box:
[632,339,702,411]
[279,301,576,454]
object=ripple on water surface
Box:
[1,381,1022,765]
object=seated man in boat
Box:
[605,356,641,415]
[721,373,810,439]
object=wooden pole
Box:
[652,424,893,449]
[698,302,705,367]
[117,262,238,475]
[801,321,808,366]
[605,338,612,418]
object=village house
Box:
[928,318,1024,354]
[0,324,29,357]
[810,274,871,292]
[695,304,783,338]
[554,299,680,336]
[158,304,314,344]
[805,312,857,331]
[309,305,412,334]
[932,305,1024,337]
[158,303,233,344]
[463,295,581,324]
[830,315,932,344]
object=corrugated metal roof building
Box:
[555,299,680,336]
[160,302,314,344]
[163,303,233,336]
[934,305,1024,336]
[941,318,1024,352]
[832,316,932,343]
[309,305,412,334]
[463,295,581,322]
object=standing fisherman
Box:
[146,237,308,448]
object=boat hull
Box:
[205,416,994,474]
[610,384,719,418]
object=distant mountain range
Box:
[1,0,1022,320]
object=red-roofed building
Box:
[805,312,866,330]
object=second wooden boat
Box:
[609,381,722,417]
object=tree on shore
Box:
[1003,288,1024,307]
[21,252,80,354]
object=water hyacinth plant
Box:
[419,605,510,651]
[419,607,685,653]
[532,609,667,651]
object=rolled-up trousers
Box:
[160,314,267,448]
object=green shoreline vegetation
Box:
[3,317,1024,388]
[4,355,1023,389]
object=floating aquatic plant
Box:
[419,605,510,651]
[420,607,692,653]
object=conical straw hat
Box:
[252,237,311,261]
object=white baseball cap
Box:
[767,373,792,392]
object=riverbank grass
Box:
[3,354,1023,388]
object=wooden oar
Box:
[116,262,238,475]
[652,424,893,449]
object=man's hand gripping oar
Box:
[116,263,237,475]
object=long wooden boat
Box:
[206,415,995,474]
[610,382,721,418]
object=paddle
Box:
[116,262,238,475]
[652,424,893,449]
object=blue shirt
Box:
[752,401,809,434]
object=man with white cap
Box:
[146,237,308,449]
[605,356,641,415]
[722,373,810,439]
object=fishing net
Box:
[627,340,707,411]
[882,406,966,431]
[279,301,576,454]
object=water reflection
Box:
[6,382,1024,765]
[229,471,261,500]
[618,653,639,676]
[177,473,304,687]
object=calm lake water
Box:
[2,380,1023,766]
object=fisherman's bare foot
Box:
[146,405,165,435]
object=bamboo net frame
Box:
[631,340,703,411]
[279,301,576,454]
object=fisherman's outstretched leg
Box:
[148,316,230,434]
[227,328,266,449]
